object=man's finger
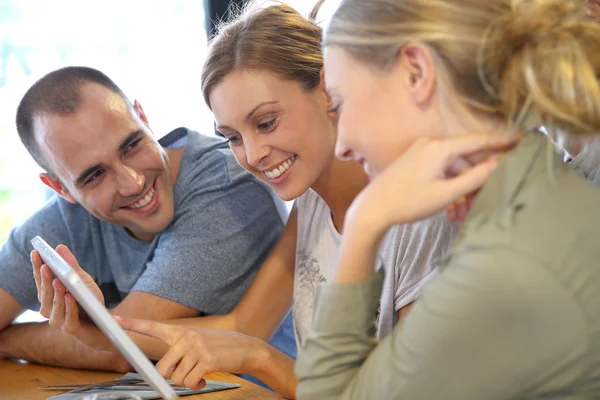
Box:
[39,264,55,318]
[31,251,43,300]
[63,292,81,333]
[55,245,85,274]
[49,279,67,329]
[115,316,179,345]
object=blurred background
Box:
[0,0,339,246]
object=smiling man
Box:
[0,66,294,370]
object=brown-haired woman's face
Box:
[209,69,335,201]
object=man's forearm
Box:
[0,322,131,372]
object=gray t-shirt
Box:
[293,189,458,343]
[0,127,296,357]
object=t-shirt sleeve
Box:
[132,153,284,315]
[388,212,459,311]
[0,198,72,310]
[296,247,585,400]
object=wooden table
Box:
[0,360,284,399]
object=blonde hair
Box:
[324,0,600,137]
[201,1,324,109]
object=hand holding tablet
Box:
[31,236,179,400]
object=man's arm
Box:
[0,321,132,371]
[0,280,198,370]
[0,286,130,371]
[0,287,25,359]
[122,208,298,359]
[35,209,298,362]
[0,243,200,370]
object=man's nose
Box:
[117,165,145,196]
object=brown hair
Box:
[201,1,324,109]
[16,66,129,176]
[324,0,600,137]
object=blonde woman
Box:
[295,0,600,398]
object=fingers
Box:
[168,347,209,390]
[169,353,196,387]
[31,250,43,295]
[441,133,517,162]
[155,331,199,378]
[183,364,208,390]
[445,159,499,202]
[55,245,85,274]
[62,292,81,334]
[115,316,179,345]
[38,264,55,318]
[48,279,67,329]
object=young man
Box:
[0,66,294,370]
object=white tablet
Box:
[31,236,179,400]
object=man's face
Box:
[33,83,177,241]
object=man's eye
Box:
[124,139,141,154]
[85,169,105,185]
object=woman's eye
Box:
[258,118,277,131]
[227,135,242,145]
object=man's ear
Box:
[133,100,150,127]
[39,173,77,204]
[398,43,436,106]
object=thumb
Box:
[55,245,86,274]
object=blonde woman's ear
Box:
[398,43,437,106]
[319,67,335,110]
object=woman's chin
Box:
[274,185,307,202]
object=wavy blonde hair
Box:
[324,0,600,138]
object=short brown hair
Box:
[16,66,128,175]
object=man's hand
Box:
[31,245,111,350]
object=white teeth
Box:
[129,187,155,209]
[265,156,296,180]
